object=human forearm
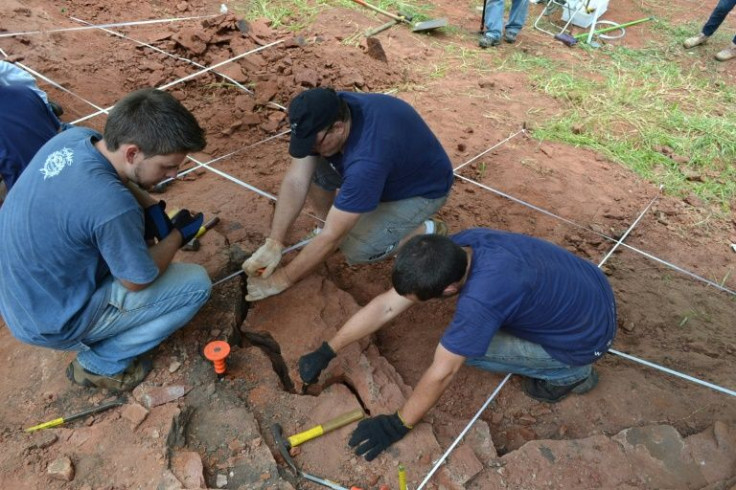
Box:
[398,347,465,426]
[269,173,310,243]
[118,232,181,291]
[280,230,342,286]
[149,230,183,270]
[299,289,414,386]
[399,373,453,427]
[330,289,414,352]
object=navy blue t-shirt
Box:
[327,92,453,213]
[0,85,60,190]
[440,229,617,366]
[0,127,159,349]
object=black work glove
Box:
[298,341,336,384]
[144,200,173,241]
[170,209,204,246]
[348,412,411,461]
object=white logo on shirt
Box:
[40,147,74,179]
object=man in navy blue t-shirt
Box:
[297,229,617,461]
[0,86,61,198]
[243,87,454,301]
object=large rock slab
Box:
[468,421,736,489]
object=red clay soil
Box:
[1,0,735,489]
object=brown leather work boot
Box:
[66,358,152,392]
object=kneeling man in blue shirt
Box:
[0,88,212,392]
[298,228,617,461]
[243,87,454,301]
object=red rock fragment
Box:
[47,455,74,481]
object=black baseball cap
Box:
[288,88,340,158]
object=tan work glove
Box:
[246,269,291,302]
[242,238,284,277]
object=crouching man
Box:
[298,228,617,460]
[0,88,212,392]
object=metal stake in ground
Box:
[349,0,447,32]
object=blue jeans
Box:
[702,0,736,42]
[465,330,591,386]
[483,0,530,40]
[75,263,211,376]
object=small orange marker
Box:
[204,340,231,375]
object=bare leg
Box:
[307,183,336,221]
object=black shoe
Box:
[48,100,64,117]
[479,35,501,48]
[522,368,599,403]
[504,31,518,43]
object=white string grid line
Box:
[0,14,218,38]
[71,39,285,125]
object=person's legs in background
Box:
[480,0,506,47]
[702,0,736,37]
[683,0,736,58]
[504,0,530,42]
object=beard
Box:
[132,165,154,190]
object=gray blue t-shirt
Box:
[0,127,158,349]
[326,92,454,214]
[441,229,617,366]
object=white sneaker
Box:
[715,43,736,61]
[683,33,708,49]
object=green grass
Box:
[231,0,332,30]
[493,44,736,208]
[231,0,441,29]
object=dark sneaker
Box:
[66,358,152,392]
[48,100,64,117]
[479,35,501,48]
[504,31,518,43]
[522,368,599,403]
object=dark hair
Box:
[104,88,206,156]
[392,235,468,301]
[334,96,350,124]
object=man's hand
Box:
[242,238,284,277]
[144,200,173,241]
[171,209,204,246]
[298,341,337,384]
[245,268,291,301]
[348,412,411,461]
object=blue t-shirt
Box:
[0,85,60,190]
[0,127,159,349]
[326,92,453,213]
[440,229,617,366]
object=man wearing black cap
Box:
[243,87,454,301]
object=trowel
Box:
[350,0,448,32]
